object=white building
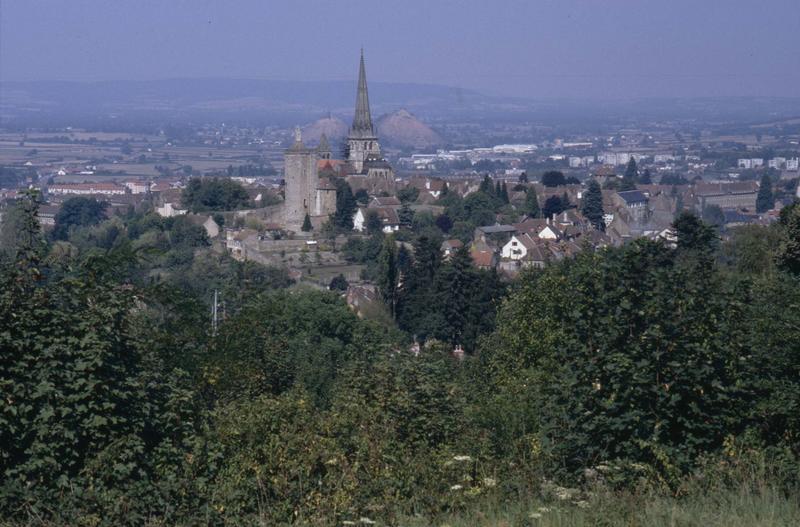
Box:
[787,158,799,171]
[156,202,188,218]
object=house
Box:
[156,202,188,218]
[124,180,151,194]
[474,224,516,245]
[353,206,400,233]
[48,182,127,196]
[225,228,258,261]
[470,241,498,270]
[440,239,463,259]
[693,181,758,212]
[369,196,401,209]
[501,233,539,261]
[614,190,649,223]
[36,204,60,226]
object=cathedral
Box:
[282,50,395,231]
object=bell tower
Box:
[347,50,381,173]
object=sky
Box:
[1,0,799,99]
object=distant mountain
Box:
[376,109,443,148]
[0,78,505,127]
[302,116,348,144]
[2,78,800,129]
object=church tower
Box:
[347,50,381,173]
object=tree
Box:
[673,211,717,253]
[437,245,474,345]
[377,236,399,318]
[397,186,420,203]
[399,202,414,228]
[181,177,251,212]
[435,213,453,234]
[518,172,528,183]
[756,174,774,213]
[363,209,383,235]
[500,182,510,204]
[487,239,746,479]
[52,196,107,240]
[333,179,358,230]
[702,204,725,227]
[775,202,800,275]
[624,157,638,179]
[541,171,566,187]
[639,168,653,184]
[542,195,566,219]
[581,180,605,231]
[525,186,541,218]
[301,213,313,232]
[354,188,370,205]
[479,175,494,194]
[329,274,349,291]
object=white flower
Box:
[452,455,473,462]
[482,477,497,488]
[575,500,589,508]
[359,517,376,525]
[537,507,551,513]
[450,484,463,491]
[529,512,542,519]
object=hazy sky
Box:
[2,0,799,99]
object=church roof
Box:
[350,50,376,139]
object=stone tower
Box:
[347,50,381,173]
[284,127,319,228]
[317,133,332,160]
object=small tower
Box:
[317,133,332,160]
[347,50,381,173]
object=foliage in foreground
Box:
[1,194,799,525]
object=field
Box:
[0,131,284,181]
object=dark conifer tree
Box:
[525,186,541,218]
[581,180,605,231]
[301,213,313,232]
[756,174,774,213]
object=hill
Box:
[376,109,443,148]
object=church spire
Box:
[351,49,374,137]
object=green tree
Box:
[581,180,605,230]
[542,195,566,219]
[775,202,800,275]
[181,177,251,212]
[541,171,566,187]
[301,213,313,232]
[332,179,358,230]
[329,273,349,291]
[673,211,717,254]
[500,181,510,204]
[377,235,399,318]
[524,186,541,218]
[399,202,414,228]
[756,174,775,213]
[52,196,107,240]
[365,209,383,235]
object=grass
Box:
[398,485,800,527]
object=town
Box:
[1,54,798,313]
[2,2,800,522]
